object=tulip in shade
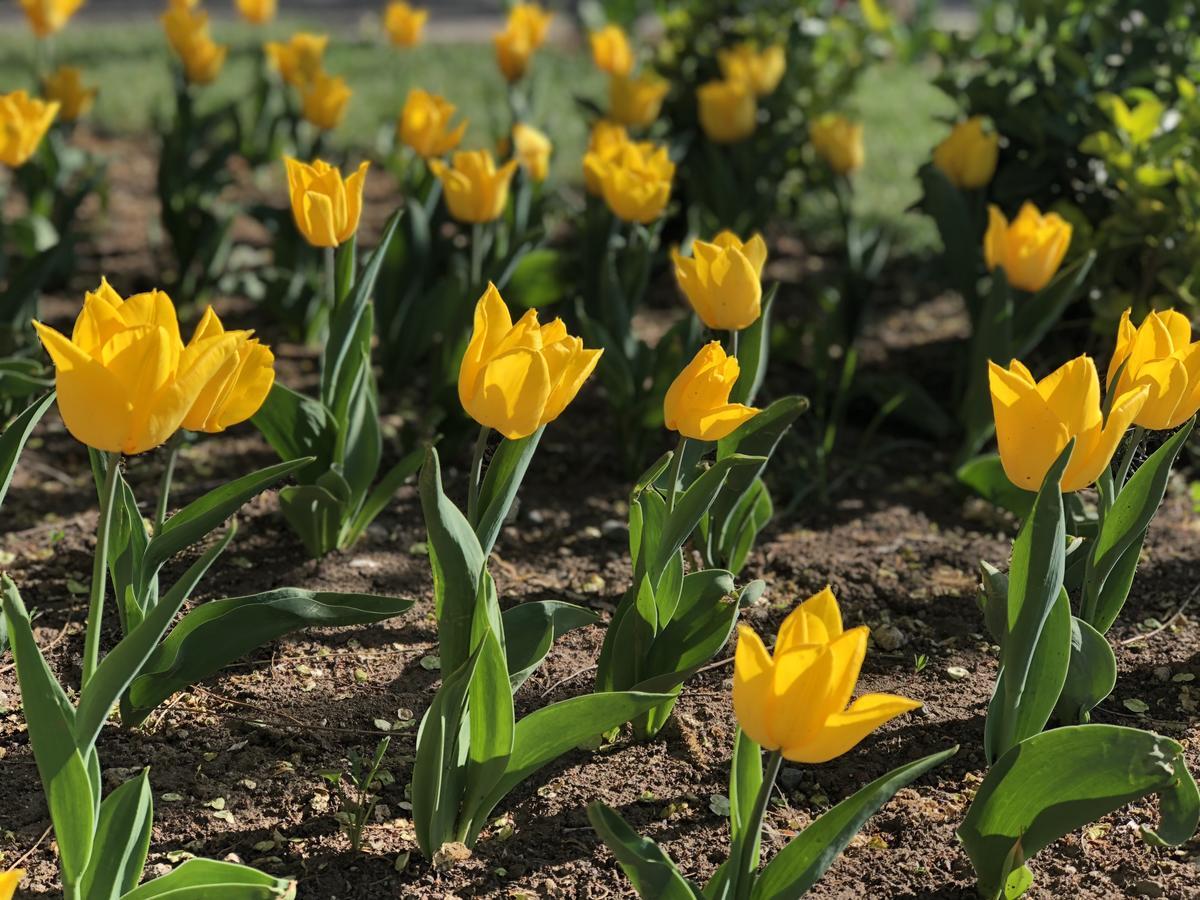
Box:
[0,91,59,168]
[984,202,1072,293]
[284,157,369,248]
[0,870,24,900]
[697,79,757,144]
[235,0,275,25]
[42,66,96,122]
[581,120,629,196]
[734,587,921,763]
[512,123,552,183]
[989,356,1148,493]
[19,0,84,38]
[301,71,352,131]
[810,113,864,175]
[609,72,669,128]
[932,117,999,190]
[717,42,786,97]
[585,140,674,224]
[265,33,329,88]
[1108,309,1200,431]
[385,1,428,47]
[590,24,634,77]
[673,231,767,331]
[398,89,467,159]
[181,307,276,433]
[494,28,534,83]
[31,280,246,455]
[664,342,759,441]
[429,150,518,224]
[459,284,602,440]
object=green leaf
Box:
[958,455,1035,519]
[121,859,296,899]
[252,383,336,478]
[342,446,425,547]
[635,570,738,695]
[586,802,702,900]
[475,428,544,557]
[80,769,153,900]
[919,164,980,305]
[0,391,53,511]
[502,600,599,691]
[1053,616,1117,724]
[752,746,957,900]
[959,273,1013,459]
[959,725,1197,899]
[506,248,566,309]
[730,284,777,406]
[278,482,345,558]
[1012,252,1096,357]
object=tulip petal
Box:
[1130,356,1188,430]
[542,344,602,424]
[777,586,842,651]
[140,333,241,455]
[1062,385,1147,492]
[771,644,835,753]
[472,347,550,440]
[782,693,922,764]
[819,626,870,721]
[1036,355,1101,435]
[459,283,514,411]
[695,403,759,441]
[989,360,1070,491]
[732,625,777,750]
[301,189,339,247]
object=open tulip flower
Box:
[989,355,1147,493]
[506,2,553,49]
[180,306,276,433]
[494,28,534,83]
[810,113,864,175]
[284,157,369,249]
[385,1,428,48]
[42,66,96,122]
[984,202,1072,293]
[398,89,467,159]
[672,231,766,332]
[590,24,634,77]
[459,284,603,440]
[19,0,84,38]
[697,78,757,144]
[0,90,59,168]
[664,341,759,441]
[430,149,518,224]
[609,72,669,128]
[266,33,329,89]
[235,0,275,25]
[581,119,629,196]
[1107,308,1200,432]
[586,139,674,224]
[512,122,552,183]
[301,71,352,131]
[718,42,786,97]
[933,117,999,190]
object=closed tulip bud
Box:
[609,72,669,128]
[984,202,1072,293]
[32,279,245,455]
[717,42,786,97]
[265,33,329,88]
[1,870,24,900]
[512,123,552,183]
[734,587,921,763]
[429,150,518,224]
[673,231,767,331]
[235,0,275,24]
[990,356,1148,492]
[664,342,759,441]
[284,157,369,248]
[932,117,999,190]
[1107,309,1200,431]
[42,66,96,122]
[301,71,352,131]
[697,79,757,144]
[590,24,634,77]
[506,2,552,49]
[494,29,533,83]
[181,307,275,433]
[0,91,59,168]
[398,89,467,159]
[810,113,864,175]
[582,119,629,196]
[19,0,83,38]
[459,284,602,440]
[181,35,227,84]
[384,1,427,47]
[586,139,674,224]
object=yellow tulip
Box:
[162,1,226,85]
[301,71,352,131]
[586,139,674,224]
[664,341,758,441]
[429,150,518,224]
[494,28,534,83]
[697,79,757,144]
[1107,309,1200,431]
[810,113,864,175]
[459,284,602,440]
[398,89,467,159]
[590,24,634,77]
[0,90,59,168]
[181,307,275,433]
[609,72,669,128]
[235,0,275,25]
[42,66,97,122]
[734,587,921,763]
[506,2,553,49]
[385,1,428,47]
[179,35,227,85]
[31,279,244,456]
[265,33,329,88]
[19,0,83,38]
[984,202,1072,293]
[932,117,999,190]
[0,870,24,900]
[284,157,369,248]
[673,231,767,331]
[717,43,786,97]
[512,123,552,183]
[582,119,629,196]
[990,356,1148,493]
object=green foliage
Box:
[321,737,394,852]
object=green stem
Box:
[83,451,122,687]
[63,882,81,900]
[154,438,181,533]
[324,245,337,312]
[728,329,740,360]
[734,749,783,900]
[1113,426,1145,491]
[665,436,688,513]
[466,424,490,526]
[470,222,486,296]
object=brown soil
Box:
[2,133,1199,900]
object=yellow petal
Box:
[469,348,550,440]
[0,870,24,900]
[1063,385,1147,492]
[783,693,922,764]
[459,283,515,412]
[777,586,843,651]
[732,625,777,750]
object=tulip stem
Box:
[154,439,181,533]
[728,329,739,360]
[666,437,688,513]
[734,749,783,899]
[467,424,490,526]
[470,223,486,296]
[324,245,337,312]
[1114,426,1145,490]
[83,451,122,688]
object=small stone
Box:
[348,558,381,571]
[872,624,907,652]
[1132,880,1164,897]
[582,526,603,540]
[946,666,970,681]
[1153,666,1171,682]
[600,519,626,540]
[432,841,472,870]
[527,509,546,525]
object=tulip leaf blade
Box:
[278,482,346,559]
[252,382,337,477]
[475,427,545,558]
[120,859,297,900]
[80,768,154,900]
[502,600,599,691]
[1053,616,1116,724]
[751,745,957,900]
[635,569,738,695]
[0,389,53,511]
[342,445,425,547]
[586,801,703,900]
[1012,251,1096,358]
[730,283,777,407]
[957,454,1035,519]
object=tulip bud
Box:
[697,79,757,144]
[0,90,59,168]
[585,139,674,224]
[429,150,518,224]
[717,42,786,97]
[265,33,329,89]
[385,1,428,47]
[19,0,84,38]
[301,71,352,131]
[932,117,999,190]
[581,120,629,196]
[810,113,864,175]
[1107,309,1200,431]
[505,2,552,49]
[162,0,227,85]
[609,72,669,128]
[235,0,275,25]
[984,202,1072,293]
[284,157,369,248]
[398,89,467,159]
[664,342,759,441]
[42,66,96,122]
[494,29,533,83]
[673,231,767,332]
[181,307,275,433]
[512,123,552,183]
[590,24,634,77]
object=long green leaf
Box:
[957,454,1035,520]
[120,859,297,900]
[251,383,336,477]
[502,600,599,691]
[80,769,154,900]
[729,284,777,406]
[587,802,702,900]
[343,446,425,546]
[475,428,544,557]
[0,391,53,510]
[1053,616,1116,724]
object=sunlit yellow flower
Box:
[162,0,226,85]
[609,72,669,128]
[586,139,674,224]
[717,42,785,97]
[284,157,369,248]
[810,113,864,175]
[300,71,351,131]
[398,89,467,159]
[0,90,59,168]
[697,79,757,144]
[734,587,921,763]
[984,202,1072,293]
[494,28,534,83]
[582,119,629,196]
[265,33,329,88]
[506,2,552,49]
[235,0,274,25]
[0,869,25,900]
[19,0,84,38]
[1107,309,1200,431]
[181,35,227,84]
[664,341,758,441]
[32,279,245,455]
[181,307,275,433]
[512,123,552,183]
[429,150,518,224]
[42,66,96,122]
[590,24,634,77]
[673,231,767,332]
[990,356,1148,492]
[933,117,999,190]
[385,1,427,47]
[459,283,602,440]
